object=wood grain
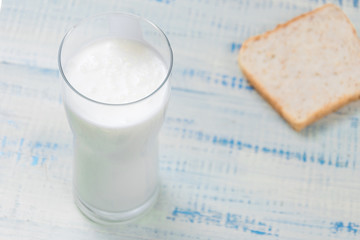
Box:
[0,0,359,239]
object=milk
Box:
[67,39,167,104]
[62,38,170,214]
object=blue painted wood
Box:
[0,0,359,239]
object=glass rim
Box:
[58,12,173,106]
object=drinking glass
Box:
[58,12,173,223]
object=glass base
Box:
[74,187,159,224]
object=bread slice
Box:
[238,3,360,131]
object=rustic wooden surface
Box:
[0,0,360,239]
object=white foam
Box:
[66,38,167,104]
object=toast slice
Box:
[238,4,360,131]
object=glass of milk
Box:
[58,13,172,223]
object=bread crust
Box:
[238,3,360,131]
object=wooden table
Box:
[0,0,359,239]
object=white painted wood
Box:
[0,0,359,239]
